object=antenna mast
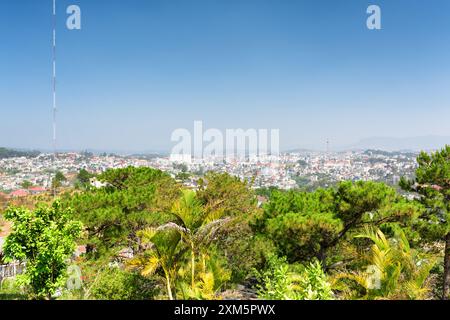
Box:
[51,0,57,196]
[52,0,57,154]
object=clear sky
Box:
[1,0,450,152]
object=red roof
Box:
[10,189,29,197]
[28,186,46,192]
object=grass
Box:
[0,278,27,300]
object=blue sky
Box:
[1,0,450,152]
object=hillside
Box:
[0,148,40,159]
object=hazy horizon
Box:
[2,134,449,155]
[1,0,450,152]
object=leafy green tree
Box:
[197,172,257,218]
[331,180,420,246]
[173,163,188,173]
[55,171,67,182]
[76,169,93,189]
[63,167,180,258]
[3,201,82,299]
[52,171,67,191]
[20,180,33,189]
[197,172,262,281]
[400,145,450,299]
[255,181,421,264]
[255,187,340,262]
[255,186,280,198]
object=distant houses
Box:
[1,186,47,199]
[28,186,46,195]
[9,189,29,198]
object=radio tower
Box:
[52,0,57,154]
[51,0,57,196]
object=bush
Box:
[0,278,27,300]
[88,267,159,300]
[255,255,333,300]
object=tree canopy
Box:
[3,201,82,299]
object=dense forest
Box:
[0,146,449,300]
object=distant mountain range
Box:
[286,136,450,153]
[2,135,449,157]
[343,136,450,152]
[0,147,41,159]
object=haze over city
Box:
[1,0,450,153]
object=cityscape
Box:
[0,148,418,197]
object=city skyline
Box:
[1,0,450,152]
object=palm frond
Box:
[141,255,161,277]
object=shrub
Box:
[88,267,159,300]
[255,255,333,300]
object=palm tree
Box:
[128,227,182,300]
[159,189,231,291]
[333,227,436,300]
[177,251,231,300]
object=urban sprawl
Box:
[0,149,418,197]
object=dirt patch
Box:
[0,221,12,237]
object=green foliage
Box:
[52,171,67,190]
[333,227,435,300]
[255,255,333,300]
[400,146,450,239]
[297,260,334,300]
[197,172,257,218]
[20,180,33,189]
[194,172,262,282]
[255,186,280,198]
[63,167,180,258]
[173,163,188,173]
[76,169,93,189]
[175,172,191,181]
[400,145,450,299]
[0,278,27,300]
[255,181,422,264]
[3,156,445,301]
[176,249,231,300]
[265,211,343,262]
[55,171,67,182]
[254,187,340,262]
[88,267,158,300]
[3,201,82,299]
[128,227,182,300]
[216,224,275,283]
[0,147,40,159]
[130,187,235,299]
